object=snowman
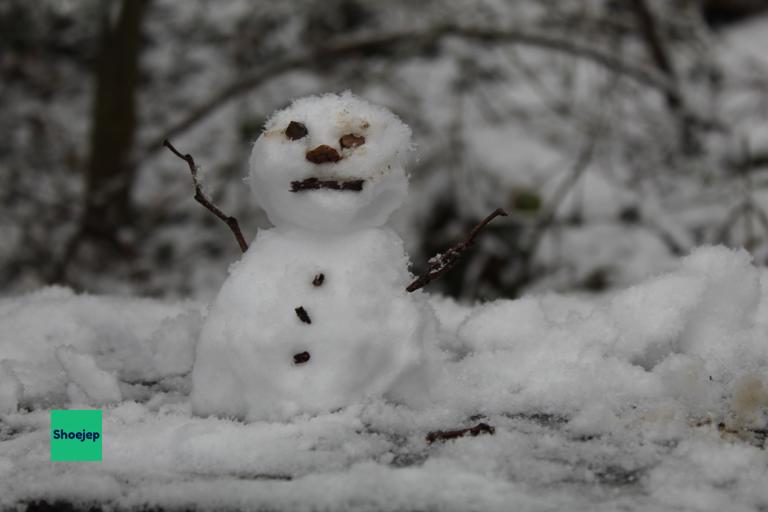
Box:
[190,92,437,422]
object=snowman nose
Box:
[306,145,341,164]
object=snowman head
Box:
[249,92,412,232]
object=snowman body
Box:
[191,227,433,421]
[190,92,435,421]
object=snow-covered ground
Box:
[1,245,767,511]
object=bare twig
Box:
[629,0,700,154]
[163,139,249,253]
[642,218,687,256]
[426,422,495,444]
[716,202,750,245]
[407,208,508,293]
[629,0,679,94]
[733,150,768,172]
[290,177,364,192]
[524,140,596,262]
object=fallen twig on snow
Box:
[426,422,495,444]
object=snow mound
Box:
[55,346,122,405]
[0,287,202,409]
[1,246,768,510]
[452,246,768,424]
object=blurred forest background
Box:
[2,0,768,301]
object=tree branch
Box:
[629,0,679,89]
[138,25,679,163]
[407,208,507,293]
[629,0,700,154]
[523,140,596,263]
[163,139,249,253]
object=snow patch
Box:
[1,246,768,510]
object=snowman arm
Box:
[406,208,507,293]
[163,139,249,253]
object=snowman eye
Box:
[340,134,365,149]
[285,121,308,140]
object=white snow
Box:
[1,245,768,510]
[0,286,202,408]
[55,347,123,405]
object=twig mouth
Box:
[290,177,365,192]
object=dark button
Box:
[295,306,311,324]
[293,351,310,364]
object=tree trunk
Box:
[81,0,149,248]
